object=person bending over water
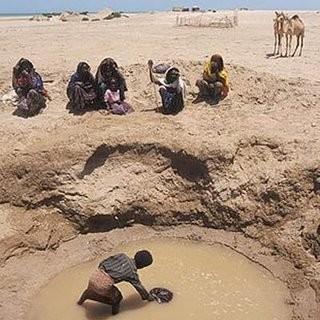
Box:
[12,58,50,117]
[67,62,97,112]
[78,250,154,315]
[196,54,229,102]
[95,58,127,105]
[148,60,186,115]
[104,78,134,115]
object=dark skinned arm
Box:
[203,70,218,83]
[128,276,154,301]
[148,60,162,86]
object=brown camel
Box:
[283,14,305,57]
[273,12,285,56]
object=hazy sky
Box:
[0,0,319,13]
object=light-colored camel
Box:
[273,12,285,56]
[283,14,305,57]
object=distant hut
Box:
[192,6,200,12]
[59,11,80,22]
[172,6,190,12]
[30,15,51,22]
[94,8,113,19]
[103,12,122,20]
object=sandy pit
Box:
[29,239,292,320]
[0,10,320,320]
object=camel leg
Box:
[285,35,289,57]
[273,34,277,56]
[299,35,304,56]
[292,35,300,57]
[289,35,292,56]
[276,34,280,55]
[278,34,282,56]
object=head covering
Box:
[165,67,180,84]
[161,67,186,98]
[13,58,34,78]
[210,54,224,71]
[77,62,90,74]
[96,58,119,84]
[204,54,224,77]
[134,250,153,269]
[76,62,93,82]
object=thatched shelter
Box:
[59,12,85,22]
[93,8,124,21]
[94,8,113,20]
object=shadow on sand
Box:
[66,102,103,116]
[265,53,295,59]
[265,53,277,59]
[192,95,220,106]
[141,106,183,116]
[12,107,46,118]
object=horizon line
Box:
[0,8,319,15]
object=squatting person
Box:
[78,250,154,315]
[196,54,229,102]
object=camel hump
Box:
[291,15,300,20]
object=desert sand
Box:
[0,10,320,320]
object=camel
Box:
[273,12,285,56]
[283,14,305,57]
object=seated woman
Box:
[12,58,50,117]
[95,58,127,105]
[67,62,97,112]
[196,54,229,102]
[104,78,134,115]
[148,60,186,115]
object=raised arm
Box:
[148,60,162,86]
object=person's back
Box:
[99,253,138,283]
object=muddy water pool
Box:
[29,239,292,320]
